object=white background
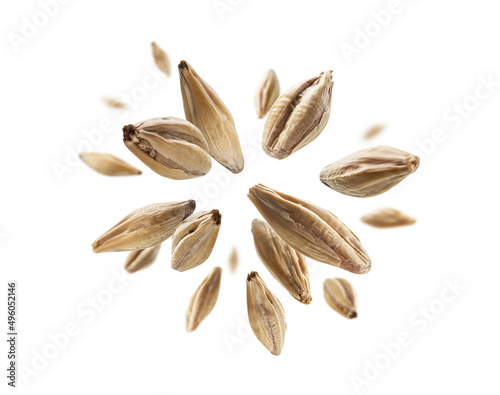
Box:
[1,0,500,394]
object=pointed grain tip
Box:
[182,200,196,220]
[356,262,371,274]
[301,295,312,305]
[248,186,258,196]
[247,271,257,281]
[122,124,136,140]
[229,164,244,174]
[410,155,420,172]
[211,209,221,225]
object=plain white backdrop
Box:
[1,0,500,394]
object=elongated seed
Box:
[361,208,416,228]
[102,97,126,109]
[247,271,286,355]
[323,278,357,319]
[186,267,222,332]
[229,247,238,272]
[171,210,221,272]
[79,152,141,176]
[151,42,171,76]
[248,184,371,274]
[124,245,161,273]
[320,146,420,198]
[363,124,384,139]
[251,219,311,304]
[179,60,244,174]
[262,70,333,159]
[255,69,280,119]
[92,200,195,253]
[123,117,212,180]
